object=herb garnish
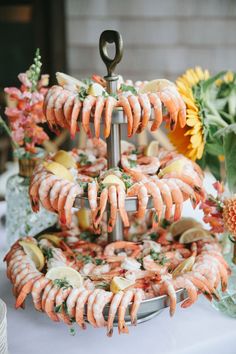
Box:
[78,87,88,101]
[128,158,137,168]
[53,278,72,289]
[42,247,53,260]
[150,250,168,265]
[78,153,91,166]
[120,84,137,95]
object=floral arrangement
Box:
[169,67,236,192]
[3,49,49,156]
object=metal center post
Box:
[99,30,124,243]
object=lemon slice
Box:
[144,141,159,157]
[172,255,195,278]
[46,266,83,289]
[44,161,74,182]
[139,79,175,94]
[179,227,213,244]
[87,83,105,96]
[19,240,45,271]
[170,218,202,238]
[77,208,90,230]
[158,159,186,177]
[102,174,126,190]
[38,234,62,247]
[110,276,135,294]
[53,150,76,169]
[56,72,87,89]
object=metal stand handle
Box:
[99,30,124,243]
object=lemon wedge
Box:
[44,161,74,182]
[102,174,126,190]
[179,227,214,244]
[158,159,186,177]
[87,83,105,96]
[110,276,135,294]
[172,255,196,278]
[170,218,202,238]
[53,150,76,169]
[139,79,175,94]
[144,141,159,157]
[46,266,84,289]
[56,72,87,89]
[77,208,90,230]
[19,240,45,271]
[38,234,62,247]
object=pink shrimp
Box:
[152,178,173,220]
[107,291,124,337]
[45,86,63,130]
[165,180,184,221]
[38,174,59,212]
[130,289,145,325]
[87,289,100,327]
[149,93,163,131]
[61,184,83,226]
[144,181,163,225]
[117,185,129,228]
[82,95,96,136]
[117,95,133,137]
[75,289,91,329]
[49,179,69,211]
[107,185,118,233]
[44,285,60,322]
[93,290,113,327]
[55,287,72,324]
[94,187,108,229]
[128,95,141,134]
[70,96,82,138]
[138,93,151,131]
[63,94,75,128]
[31,276,51,311]
[15,273,41,309]
[127,183,148,219]
[88,181,98,222]
[118,290,134,334]
[159,279,177,316]
[66,288,83,319]
[54,90,70,127]
[174,276,198,308]
[94,95,105,138]
[104,96,117,138]
[158,90,179,131]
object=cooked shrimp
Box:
[38,175,58,212]
[137,156,160,174]
[151,178,173,220]
[144,181,163,225]
[63,94,75,128]
[128,95,141,134]
[127,183,148,219]
[93,290,113,327]
[107,291,123,337]
[138,93,151,131]
[70,96,82,138]
[118,290,134,334]
[44,285,60,322]
[31,276,51,311]
[94,187,108,229]
[88,181,98,222]
[15,273,41,309]
[174,276,198,308]
[142,255,167,273]
[55,287,72,324]
[75,289,91,329]
[104,241,140,258]
[130,289,145,325]
[87,289,100,327]
[82,95,96,136]
[49,179,69,211]
[108,185,118,233]
[54,89,70,127]
[94,95,105,138]
[159,279,177,316]
[60,184,83,226]
[165,180,184,221]
[149,93,162,131]
[117,185,130,228]
[158,90,179,131]
[117,95,133,136]
[104,96,117,138]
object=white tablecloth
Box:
[1,185,236,354]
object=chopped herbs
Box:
[82,78,92,86]
[79,230,99,243]
[120,84,137,95]
[149,232,157,241]
[153,213,159,223]
[53,278,72,289]
[78,153,91,166]
[160,219,171,229]
[78,87,88,102]
[95,281,110,290]
[121,173,133,189]
[94,258,105,266]
[128,158,137,168]
[150,250,168,266]
[76,254,94,264]
[69,327,76,336]
[54,304,62,313]
[79,181,88,192]
[42,247,53,260]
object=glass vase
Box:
[212,236,236,317]
[5,148,57,246]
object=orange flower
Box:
[223,196,236,236]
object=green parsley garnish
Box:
[120,84,137,95]
[78,87,88,102]
[53,278,72,289]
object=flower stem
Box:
[0,115,19,150]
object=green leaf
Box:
[120,84,137,95]
[223,131,236,192]
[205,142,224,156]
[215,123,236,138]
[202,71,227,93]
[205,153,221,180]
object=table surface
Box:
[1,176,236,354]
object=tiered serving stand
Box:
[74,30,186,323]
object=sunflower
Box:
[169,67,210,161]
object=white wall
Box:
[66,0,236,82]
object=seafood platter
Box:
[4,31,230,336]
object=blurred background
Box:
[0,0,235,197]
